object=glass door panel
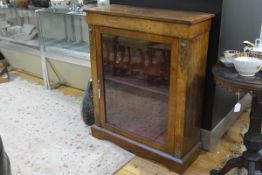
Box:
[102,34,171,146]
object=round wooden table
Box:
[211,64,262,175]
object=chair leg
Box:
[210,156,244,175]
[247,161,256,175]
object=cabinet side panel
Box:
[183,32,210,156]
[89,25,101,126]
[174,39,190,158]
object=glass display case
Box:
[36,8,90,89]
[37,9,89,60]
[0,7,39,49]
[87,5,214,173]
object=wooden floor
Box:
[4,69,249,175]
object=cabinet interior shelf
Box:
[108,121,167,146]
[105,74,169,96]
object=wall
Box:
[110,0,222,13]
[211,0,262,129]
[218,0,262,54]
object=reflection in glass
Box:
[102,34,171,146]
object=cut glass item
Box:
[7,25,22,36]
[21,24,36,36]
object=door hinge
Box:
[97,80,101,99]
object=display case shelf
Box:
[0,6,40,49]
[44,39,89,60]
[0,35,39,48]
[37,8,86,16]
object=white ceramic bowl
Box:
[233,57,262,77]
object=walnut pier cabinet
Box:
[85,5,214,173]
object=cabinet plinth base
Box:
[91,125,201,174]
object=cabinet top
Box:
[85,4,214,25]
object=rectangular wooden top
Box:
[85,4,214,25]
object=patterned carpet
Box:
[0,77,134,175]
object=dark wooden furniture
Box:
[86,5,214,173]
[0,137,12,175]
[111,0,224,136]
[211,64,262,175]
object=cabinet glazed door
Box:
[97,27,176,150]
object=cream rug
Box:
[0,77,134,175]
